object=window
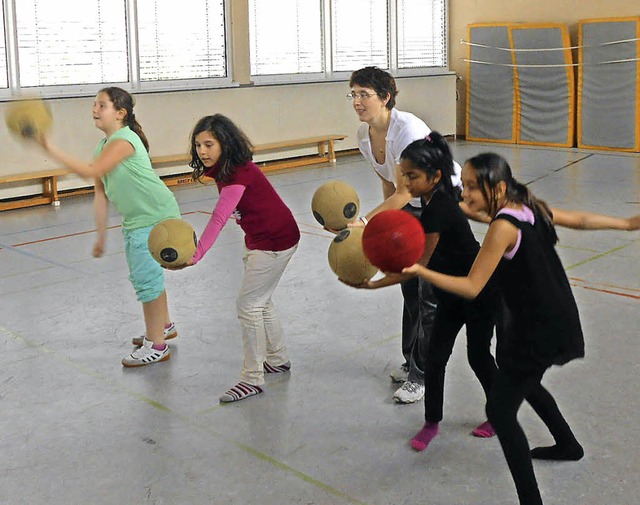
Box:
[248,0,322,76]
[15,0,128,87]
[397,0,446,68]
[331,0,388,72]
[0,5,7,89]
[0,0,231,98]
[137,0,226,82]
[248,0,448,82]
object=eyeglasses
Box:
[346,92,377,101]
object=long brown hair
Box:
[99,87,149,152]
[189,114,253,183]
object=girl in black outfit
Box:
[400,134,500,448]
[350,132,500,443]
[404,152,585,505]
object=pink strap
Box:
[192,184,246,264]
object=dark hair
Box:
[400,131,458,201]
[99,87,149,152]
[349,66,398,110]
[466,152,558,244]
[189,114,254,183]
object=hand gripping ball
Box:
[311,180,359,230]
[362,209,425,273]
[148,219,198,268]
[5,98,53,139]
[327,227,378,284]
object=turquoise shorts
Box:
[124,225,165,303]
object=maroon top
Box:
[205,161,300,251]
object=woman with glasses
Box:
[347,66,464,406]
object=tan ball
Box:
[5,98,53,139]
[148,219,198,268]
[311,180,359,230]
[327,227,378,284]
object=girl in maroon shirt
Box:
[178,114,300,403]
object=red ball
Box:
[362,209,425,273]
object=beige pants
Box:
[237,244,298,385]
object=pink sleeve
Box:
[191,184,246,264]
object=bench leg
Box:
[43,176,61,206]
[328,140,337,163]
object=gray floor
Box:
[1,141,639,505]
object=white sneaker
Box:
[122,338,171,367]
[131,322,177,347]
[390,365,409,383]
[393,381,425,404]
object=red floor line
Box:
[12,224,122,247]
[301,229,334,238]
[569,277,640,294]
[9,211,202,248]
[576,285,640,301]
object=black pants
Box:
[401,275,437,384]
[486,367,580,505]
[423,288,497,422]
[400,204,438,385]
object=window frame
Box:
[249,0,451,86]
[0,0,236,102]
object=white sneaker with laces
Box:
[393,381,425,404]
[122,338,171,367]
[389,365,409,383]
[131,323,177,347]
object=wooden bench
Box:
[0,134,347,211]
[154,134,347,187]
[0,168,76,211]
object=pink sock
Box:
[164,323,172,329]
[472,420,496,438]
[152,342,167,351]
[410,422,439,451]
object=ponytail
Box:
[466,152,558,244]
[99,86,150,153]
[400,131,457,200]
[126,112,150,153]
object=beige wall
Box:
[449,0,639,135]
[0,75,456,199]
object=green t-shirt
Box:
[95,126,180,230]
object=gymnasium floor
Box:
[1,141,639,505]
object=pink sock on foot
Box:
[410,422,439,451]
[472,420,496,438]
[151,343,167,351]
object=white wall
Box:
[0,74,457,199]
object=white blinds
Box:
[331,0,388,71]
[0,6,6,88]
[15,0,128,87]
[397,0,446,68]
[249,0,447,78]
[248,0,323,75]
[137,0,226,81]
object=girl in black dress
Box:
[404,152,585,505]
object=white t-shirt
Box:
[357,108,462,207]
